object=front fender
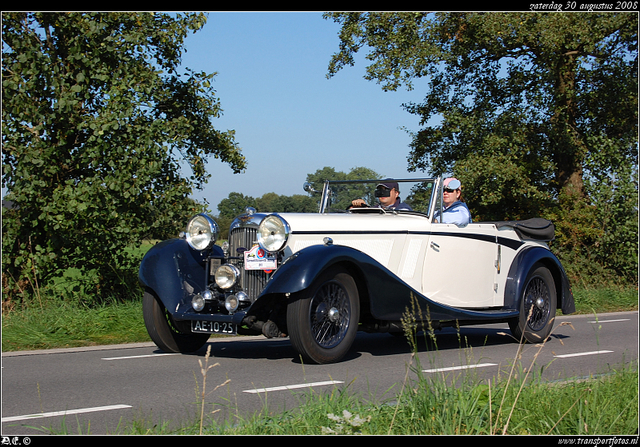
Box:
[259,244,369,296]
[254,243,416,321]
[138,238,222,314]
[504,246,575,314]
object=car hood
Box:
[273,211,432,267]
[278,211,431,234]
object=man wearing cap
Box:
[434,177,472,226]
[351,180,412,211]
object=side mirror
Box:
[303,182,318,194]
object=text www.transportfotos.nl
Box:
[558,437,639,446]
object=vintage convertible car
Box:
[139,177,574,364]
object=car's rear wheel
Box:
[143,289,209,353]
[287,267,360,364]
[509,264,557,343]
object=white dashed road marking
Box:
[423,363,497,373]
[588,319,630,324]
[2,404,132,423]
[101,353,177,360]
[243,380,344,394]
[554,350,613,359]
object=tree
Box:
[255,193,316,214]
[305,166,381,210]
[2,12,246,303]
[217,192,256,219]
[217,191,317,219]
[325,12,637,284]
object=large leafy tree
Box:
[2,12,246,302]
[325,12,638,283]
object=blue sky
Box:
[180,12,425,212]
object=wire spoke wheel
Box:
[288,267,360,364]
[523,276,552,332]
[309,280,352,349]
[509,264,557,343]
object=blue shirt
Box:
[434,201,472,226]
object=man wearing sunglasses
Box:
[434,177,472,226]
[350,180,412,211]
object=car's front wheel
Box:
[143,289,209,353]
[509,264,557,343]
[287,267,360,364]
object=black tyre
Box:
[508,264,557,343]
[287,267,360,364]
[142,289,209,353]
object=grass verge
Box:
[195,365,639,435]
[1,297,149,351]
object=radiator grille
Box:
[228,226,268,302]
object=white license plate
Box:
[191,320,237,335]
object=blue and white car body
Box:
[140,177,574,364]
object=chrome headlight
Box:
[191,293,206,312]
[185,214,218,251]
[215,264,240,289]
[225,295,239,313]
[257,214,290,252]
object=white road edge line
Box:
[554,350,614,359]
[2,404,132,423]
[423,363,497,373]
[243,380,344,394]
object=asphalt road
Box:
[2,311,637,435]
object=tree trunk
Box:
[551,51,586,199]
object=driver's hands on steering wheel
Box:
[350,199,369,208]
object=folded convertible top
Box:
[494,218,555,242]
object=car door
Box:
[421,223,499,308]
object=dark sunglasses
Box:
[375,186,393,198]
[443,188,458,193]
